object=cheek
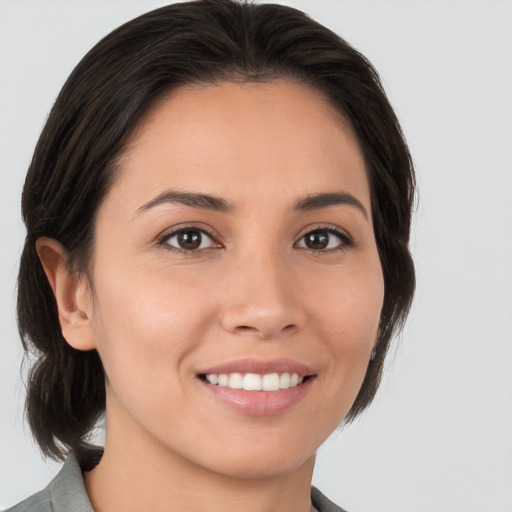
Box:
[305,257,384,390]
[308,261,384,343]
[88,257,217,387]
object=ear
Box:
[36,237,96,351]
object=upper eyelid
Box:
[294,223,352,241]
[155,222,352,246]
[293,226,354,254]
[157,223,222,245]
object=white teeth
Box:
[228,373,243,389]
[261,373,280,391]
[206,374,218,385]
[279,372,290,389]
[204,371,307,391]
[243,373,262,391]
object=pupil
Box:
[306,231,328,250]
[178,231,201,250]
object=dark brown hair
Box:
[17,0,415,460]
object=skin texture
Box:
[38,81,384,512]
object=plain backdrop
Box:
[1,1,511,511]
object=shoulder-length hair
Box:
[17,0,415,460]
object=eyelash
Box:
[157,224,353,254]
[157,224,221,255]
[295,224,353,253]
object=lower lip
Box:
[200,377,314,416]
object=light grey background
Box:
[1,1,511,511]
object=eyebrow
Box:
[293,192,368,220]
[136,190,233,214]
[136,189,368,220]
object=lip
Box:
[196,358,316,416]
[196,358,316,377]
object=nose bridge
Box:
[220,243,303,339]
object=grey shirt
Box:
[5,453,347,512]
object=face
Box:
[82,81,384,478]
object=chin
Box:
[208,450,315,480]
[180,430,320,481]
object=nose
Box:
[219,250,305,340]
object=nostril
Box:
[235,323,297,337]
[281,324,299,335]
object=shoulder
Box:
[311,486,350,512]
[3,452,97,512]
[3,488,53,512]
[3,488,54,512]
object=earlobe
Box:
[36,237,96,351]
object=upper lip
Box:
[196,358,316,377]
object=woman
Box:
[8,1,414,510]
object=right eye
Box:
[161,228,219,252]
[295,226,352,253]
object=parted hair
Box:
[17,0,415,460]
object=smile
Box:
[204,372,304,391]
[197,359,316,416]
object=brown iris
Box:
[303,230,331,250]
[177,230,203,250]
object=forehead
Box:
[106,80,369,214]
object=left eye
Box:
[163,229,217,251]
[296,229,346,251]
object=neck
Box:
[85,405,316,512]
